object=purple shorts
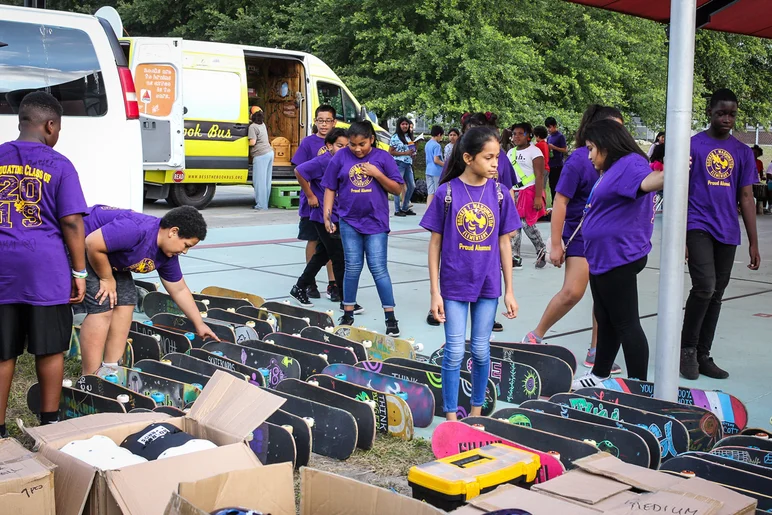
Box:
[563,234,585,258]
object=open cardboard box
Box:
[25,370,285,515]
[0,437,57,515]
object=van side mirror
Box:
[358,106,367,122]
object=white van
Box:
[0,5,144,212]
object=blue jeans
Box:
[442,297,497,414]
[339,220,395,309]
[252,150,274,210]
[393,161,415,212]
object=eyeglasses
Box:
[316,118,335,124]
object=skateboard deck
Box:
[276,378,376,450]
[266,332,357,366]
[134,359,209,388]
[259,422,296,467]
[200,286,265,307]
[129,408,153,413]
[575,387,723,452]
[601,377,748,435]
[75,375,156,411]
[714,435,772,452]
[154,405,186,416]
[261,301,335,329]
[711,446,772,468]
[95,366,202,408]
[67,325,134,367]
[461,416,599,470]
[162,352,247,380]
[127,330,162,362]
[27,382,127,419]
[143,291,207,318]
[152,313,235,343]
[240,339,328,380]
[520,399,661,469]
[206,308,274,339]
[551,393,690,461]
[132,320,194,354]
[134,279,159,314]
[300,326,369,362]
[333,325,416,360]
[481,340,578,373]
[426,349,542,404]
[683,451,772,478]
[134,279,159,293]
[202,341,301,387]
[307,374,414,441]
[238,306,309,335]
[357,360,496,418]
[322,363,435,428]
[740,428,772,438]
[266,409,312,468]
[491,407,650,468]
[261,387,357,460]
[193,292,252,311]
[202,314,259,343]
[188,348,266,387]
[431,420,566,483]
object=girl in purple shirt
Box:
[571,119,663,390]
[420,127,520,420]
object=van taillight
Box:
[117,66,139,120]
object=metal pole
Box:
[653,0,697,402]
[24,0,45,7]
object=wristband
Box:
[71,269,88,279]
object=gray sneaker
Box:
[583,348,622,374]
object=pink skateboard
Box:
[431,420,566,483]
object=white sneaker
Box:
[571,371,609,391]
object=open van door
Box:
[129,37,185,170]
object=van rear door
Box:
[129,37,185,170]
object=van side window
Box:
[317,81,357,124]
[0,21,108,117]
[183,69,241,121]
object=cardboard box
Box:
[26,370,285,515]
[0,437,57,515]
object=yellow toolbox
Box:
[407,443,541,511]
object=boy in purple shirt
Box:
[680,88,760,380]
[78,205,218,375]
[545,117,567,203]
[0,92,88,435]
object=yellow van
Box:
[119,37,390,208]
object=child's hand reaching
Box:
[430,292,446,324]
[502,293,518,319]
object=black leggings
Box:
[297,221,345,298]
[589,256,649,380]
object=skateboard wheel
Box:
[259,369,270,378]
[104,374,119,384]
[282,300,291,305]
[227,307,236,313]
[334,373,347,381]
[318,354,328,362]
[680,470,696,478]
[265,339,275,345]
[362,340,373,349]
[212,351,224,356]
[133,367,142,372]
[583,439,597,447]
[161,359,171,364]
[117,394,130,404]
[755,432,769,439]
[202,299,210,306]
[281,424,294,434]
[302,417,314,428]
[547,451,560,461]
[324,327,334,333]
[302,317,310,324]
[152,334,162,342]
[246,321,255,328]
[150,392,165,403]
[192,383,203,390]
[325,311,333,317]
[412,342,425,352]
[184,332,195,340]
[308,380,319,387]
[62,379,73,388]
[396,392,408,401]
[142,320,153,326]
[471,424,485,431]
[200,312,208,317]
[364,399,376,410]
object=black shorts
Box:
[0,303,72,360]
[81,262,137,314]
[298,217,319,241]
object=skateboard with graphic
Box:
[143,291,207,318]
[262,301,335,329]
[127,330,162,362]
[575,387,723,452]
[134,359,209,388]
[202,341,301,387]
[152,313,235,342]
[333,326,418,360]
[241,339,329,380]
[75,375,157,411]
[27,382,127,420]
[276,378,376,450]
[322,363,434,428]
[206,308,274,339]
[714,435,772,452]
[188,348,266,387]
[300,326,369,362]
[266,332,357,366]
[262,387,357,460]
[193,292,252,311]
[162,352,247,380]
[356,360,495,418]
[131,320,193,354]
[95,366,202,409]
[600,377,748,435]
[481,340,578,373]
[266,409,312,468]
[200,286,265,307]
[431,420,565,483]
[550,393,690,460]
[261,422,296,467]
[461,416,599,470]
[134,279,159,314]
[683,451,772,477]
[491,407,650,468]
[520,399,661,469]
[238,306,309,335]
[202,314,259,343]
[307,374,414,441]
[710,446,772,468]
[426,349,542,404]
[67,324,134,366]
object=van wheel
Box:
[168,184,215,209]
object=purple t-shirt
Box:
[555,147,599,257]
[440,149,514,191]
[0,141,87,305]
[296,152,337,224]
[687,132,757,246]
[321,147,403,235]
[547,131,567,169]
[582,153,655,275]
[292,135,328,218]
[420,178,521,302]
[83,206,183,282]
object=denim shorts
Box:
[426,175,440,195]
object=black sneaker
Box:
[395,211,407,217]
[306,284,321,299]
[403,208,417,216]
[326,283,335,300]
[385,318,400,336]
[290,285,314,307]
[338,313,354,326]
[328,286,341,303]
[426,310,440,326]
[679,348,699,380]
[340,302,364,315]
[698,355,729,379]
[492,321,503,332]
[512,257,523,270]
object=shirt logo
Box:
[349,163,373,188]
[317,146,328,156]
[705,149,734,180]
[456,202,495,243]
[126,258,156,274]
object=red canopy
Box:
[566,0,772,38]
